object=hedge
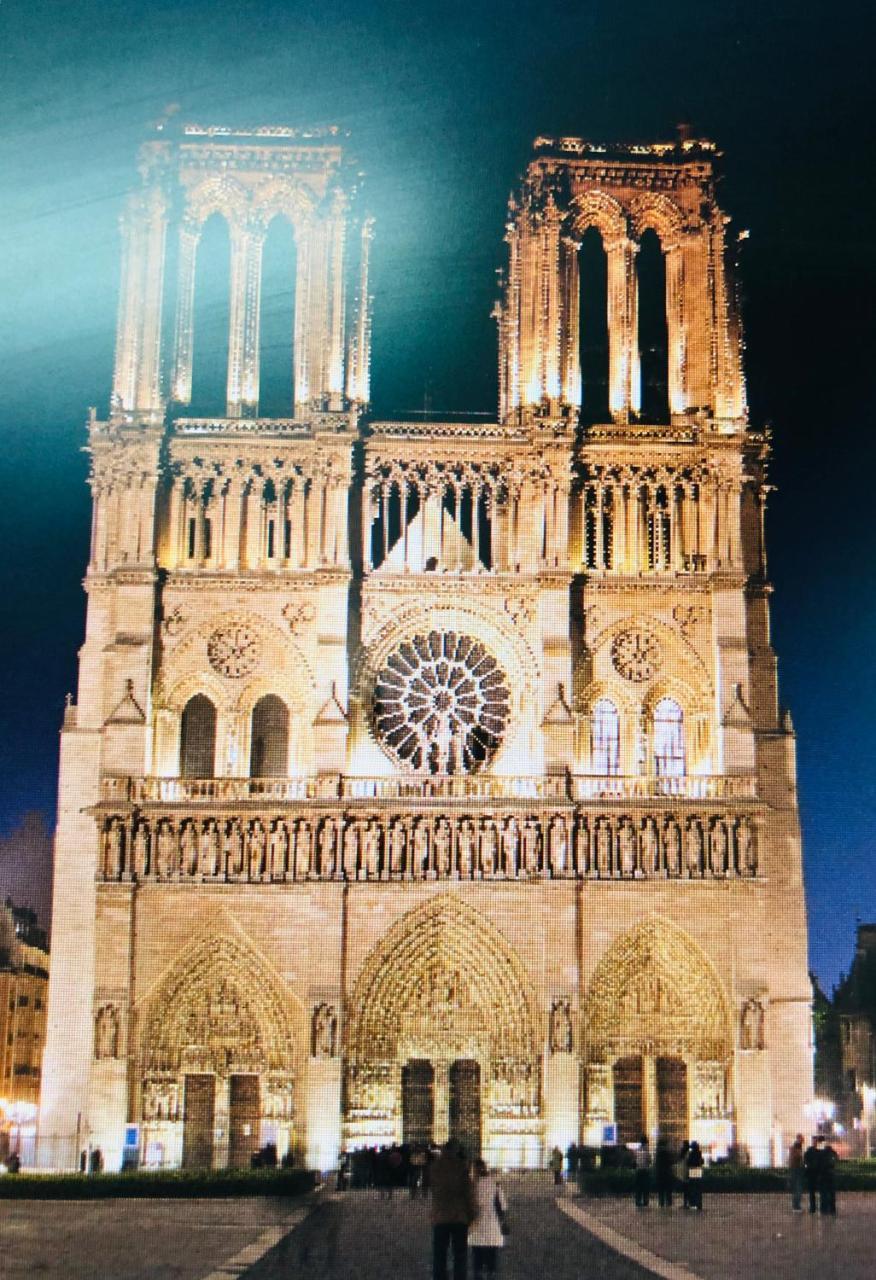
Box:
[0,1167,317,1200]
[577,1161,876,1196]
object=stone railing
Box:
[99,772,756,807]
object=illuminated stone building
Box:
[0,902,49,1161]
[39,124,812,1171]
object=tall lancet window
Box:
[653,697,685,777]
[591,699,620,775]
[180,694,217,779]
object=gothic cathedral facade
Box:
[39,124,813,1171]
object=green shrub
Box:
[0,1167,317,1200]
[577,1160,876,1196]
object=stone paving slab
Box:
[577,1191,876,1280]
[0,1196,308,1280]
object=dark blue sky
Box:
[1,0,874,988]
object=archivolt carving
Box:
[628,192,687,245]
[345,896,539,1071]
[183,174,249,228]
[582,917,732,1064]
[566,190,628,244]
[137,927,302,1077]
[251,175,316,231]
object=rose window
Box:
[373,631,511,774]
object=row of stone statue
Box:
[100,810,759,883]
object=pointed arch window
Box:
[653,698,685,777]
[180,694,217,778]
[591,698,620,775]
[250,694,289,777]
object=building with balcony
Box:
[39,123,812,1171]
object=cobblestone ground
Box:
[579,1190,876,1280]
[243,1176,651,1279]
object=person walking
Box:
[686,1141,704,1211]
[410,1143,428,1199]
[654,1137,674,1208]
[803,1136,821,1214]
[634,1135,651,1208]
[788,1134,804,1212]
[549,1145,564,1186]
[819,1141,838,1216]
[430,1139,477,1280]
[469,1158,509,1278]
[676,1140,690,1209]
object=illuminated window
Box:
[653,698,685,776]
[591,699,620,775]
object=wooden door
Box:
[613,1055,644,1143]
[228,1074,260,1169]
[182,1074,215,1170]
[402,1059,435,1147]
[656,1057,687,1147]
[449,1059,481,1159]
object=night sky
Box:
[1,0,874,988]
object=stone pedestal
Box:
[305,1057,342,1171]
[735,1049,773,1166]
[543,1052,579,1155]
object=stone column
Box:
[226,223,265,418]
[542,197,562,406]
[111,185,168,416]
[346,216,374,407]
[293,223,313,410]
[326,194,347,411]
[560,236,582,410]
[606,236,640,422]
[665,241,687,416]
[170,221,200,406]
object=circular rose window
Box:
[373,631,511,774]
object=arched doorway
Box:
[137,931,301,1169]
[250,694,289,777]
[582,918,732,1150]
[344,897,539,1166]
[180,694,216,779]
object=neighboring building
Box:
[39,123,813,1173]
[835,924,876,1151]
[0,901,49,1162]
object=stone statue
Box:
[313,1003,338,1058]
[389,821,406,876]
[181,821,198,877]
[641,818,659,875]
[502,818,519,877]
[343,821,360,879]
[363,822,380,878]
[319,819,337,877]
[740,997,766,1051]
[95,1004,119,1060]
[133,822,149,878]
[710,820,728,875]
[157,820,175,879]
[248,822,266,880]
[413,820,430,877]
[685,820,703,877]
[434,819,451,876]
[226,820,243,879]
[574,818,589,876]
[619,821,636,876]
[480,820,498,876]
[104,821,123,880]
[296,821,313,878]
[549,998,573,1053]
[457,820,474,877]
[269,822,288,880]
[664,819,681,876]
[738,819,758,875]
[522,817,539,874]
[549,817,568,876]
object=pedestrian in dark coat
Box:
[654,1137,674,1207]
[633,1135,651,1207]
[430,1140,477,1280]
[803,1137,821,1214]
[677,1140,690,1208]
[819,1142,838,1215]
[686,1141,704,1211]
[788,1134,804,1212]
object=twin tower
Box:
[40,123,811,1174]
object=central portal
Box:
[449,1059,481,1157]
[400,1058,482,1156]
[402,1059,435,1146]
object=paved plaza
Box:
[3,1179,876,1279]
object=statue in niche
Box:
[481,820,498,876]
[295,821,313,879]
[457,819,474,877]
[664,818,682,877]
[104,821,123,879]
[710,819,729,875]
[595,819,611,877]
[413,820,430,877]
[198,821,214,877]
[389,821,406,876]
[133,822,150,878]
[738,819,758,876]
[312,1003,338,1058]
[502,818,520,878]
[343,821,360,879]
[740,997,766,1050]
[269,821,288,880]
[181,821,198,877]
[434,819,451,876]
[363,821,380,878]
[522,817,540,874]
[156,820,175,879]
[549,998,573,1054]
[549,817,568,876]
[248,822,267,880]
[619,820,637,877]
[225,820,244,879]
[641,818,659,875]
[94,1004,120,1060]
[319,819,337,877]
[685,820,703,877]
[574,818,589,876]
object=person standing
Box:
[819,1141,838,1216]
[686,1141,704,1211]
[676,1140,690,1209]
[430,1139,477,1280]
[549,1146,564,1186]
[788,1134,804,1212]
[803,1136,821,1214]
[654,1137,674,1208]
[469,1158,509,1278]
[634,1135,651,1208]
